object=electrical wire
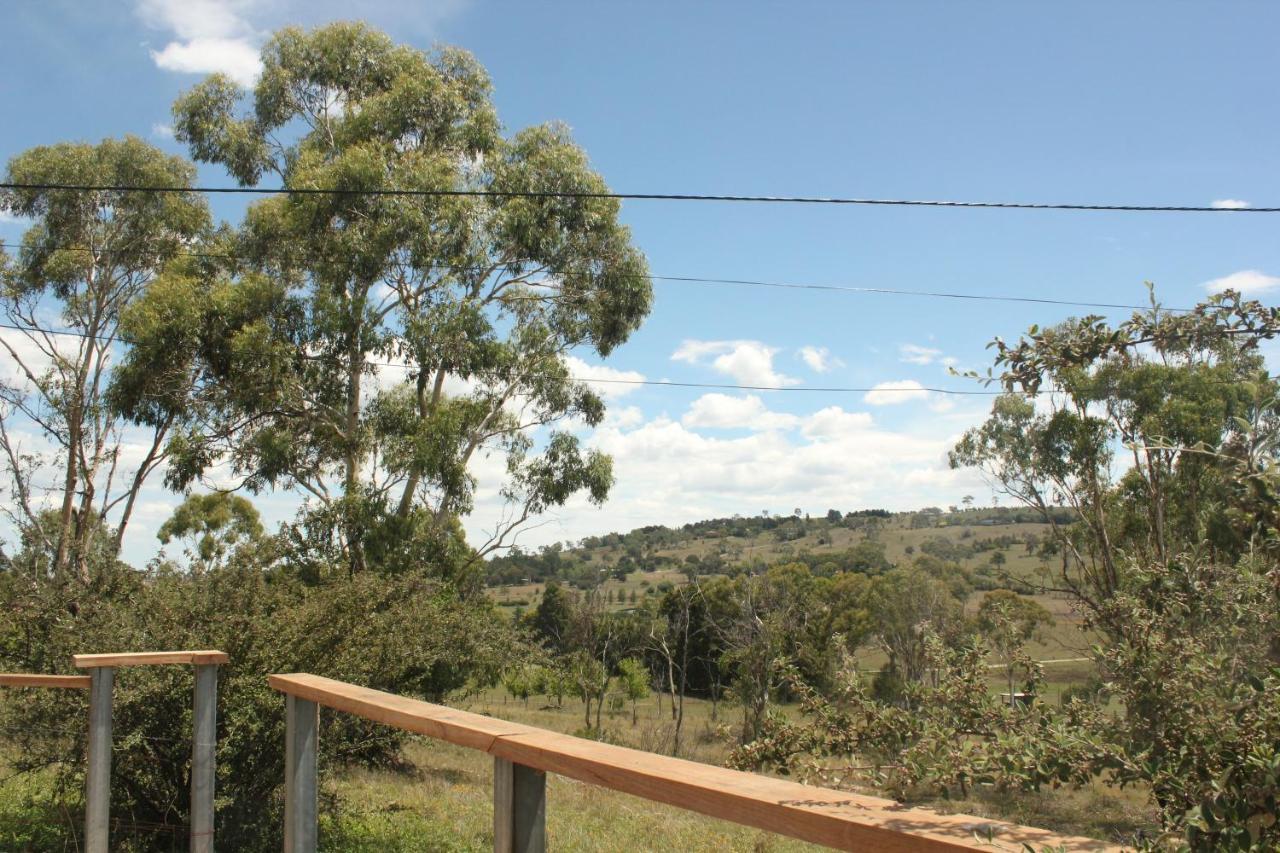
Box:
[0,318,1007,396]
[0,241,1188,314]
[2,181,1277,212]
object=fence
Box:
[3,656,1123,852]
[269,672,1121,852]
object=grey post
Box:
[284,694,319,853]
[191,664,218,852]
[493,757,546,853]
[85,666,114,853]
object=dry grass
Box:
[326,687,1155,850]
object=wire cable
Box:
[0,318,1007,396]
[2,181,1277,212]
[0,241,1188,313]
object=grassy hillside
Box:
[487,507,1089,646]
[486,507,1069,590]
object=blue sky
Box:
[3,1,1279,564]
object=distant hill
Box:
[485,505,1074,591]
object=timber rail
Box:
[269,672,1121,852]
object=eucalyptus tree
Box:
[950,291,1280,846]
[129,24,651,576]
[157,491,266,571]
[950,291,1280,623]
[0,138,209,581]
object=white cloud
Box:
[563,356,646,399]
[151,122,175,140]
[489,404,985,544]
[1202,269,1280,296]
[899,343,943,365]
[797,345,842,374]
[682,394,800,432]
[800,406,874,439]
[136,0,263,86]
[671,339,800,387]
[0,327,60,386]
[150,37,263,86]
[1211,199,1251,210]
[863,379,929,406]
[604,405,644,430]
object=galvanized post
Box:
[191,664,218,852]
[284,695,318,853]
[85,666,114,853]
[493,757,546,853]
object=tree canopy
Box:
[117,23,652,577]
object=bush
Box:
[0,564,519,851]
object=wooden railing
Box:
[1,650,228,853]
[269,673,1121,852]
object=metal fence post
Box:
[85,666,114,853]
[284,694,318,853]
[493,757,546,853]
[191,663,218,852]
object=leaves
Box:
[133,22,655,574]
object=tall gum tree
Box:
[127,23,652,577]
[0,138,209,582]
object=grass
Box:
[330,737,818,851]
[323,687,1156,850]
[0,762,83,852]
[0,684,1156,850]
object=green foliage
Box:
[0,559,519,852]
[977,590,1055,705]
[865,565,967,691]
[730,634,1119,803]
[132,22,652,576]
[158,491,266,567]
[528,579,574,654]
[1096,556,1280,850]
[1,137,210,582]
[948,291,1280,848]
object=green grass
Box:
[0,760,85,852]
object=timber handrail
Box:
[73,650,230,667]
[269,673,1121,852]
[0,673,91,689]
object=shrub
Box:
[0,564,519,851]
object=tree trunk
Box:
[54,408,82,580]
[343,327,366,576]
[112,420,171,555]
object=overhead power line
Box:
[0,318,1005,396]
[538,377,1003,395]
[0,241,1187,313]
[2,181,1278,213]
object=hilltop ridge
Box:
[485,505,1074,591]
